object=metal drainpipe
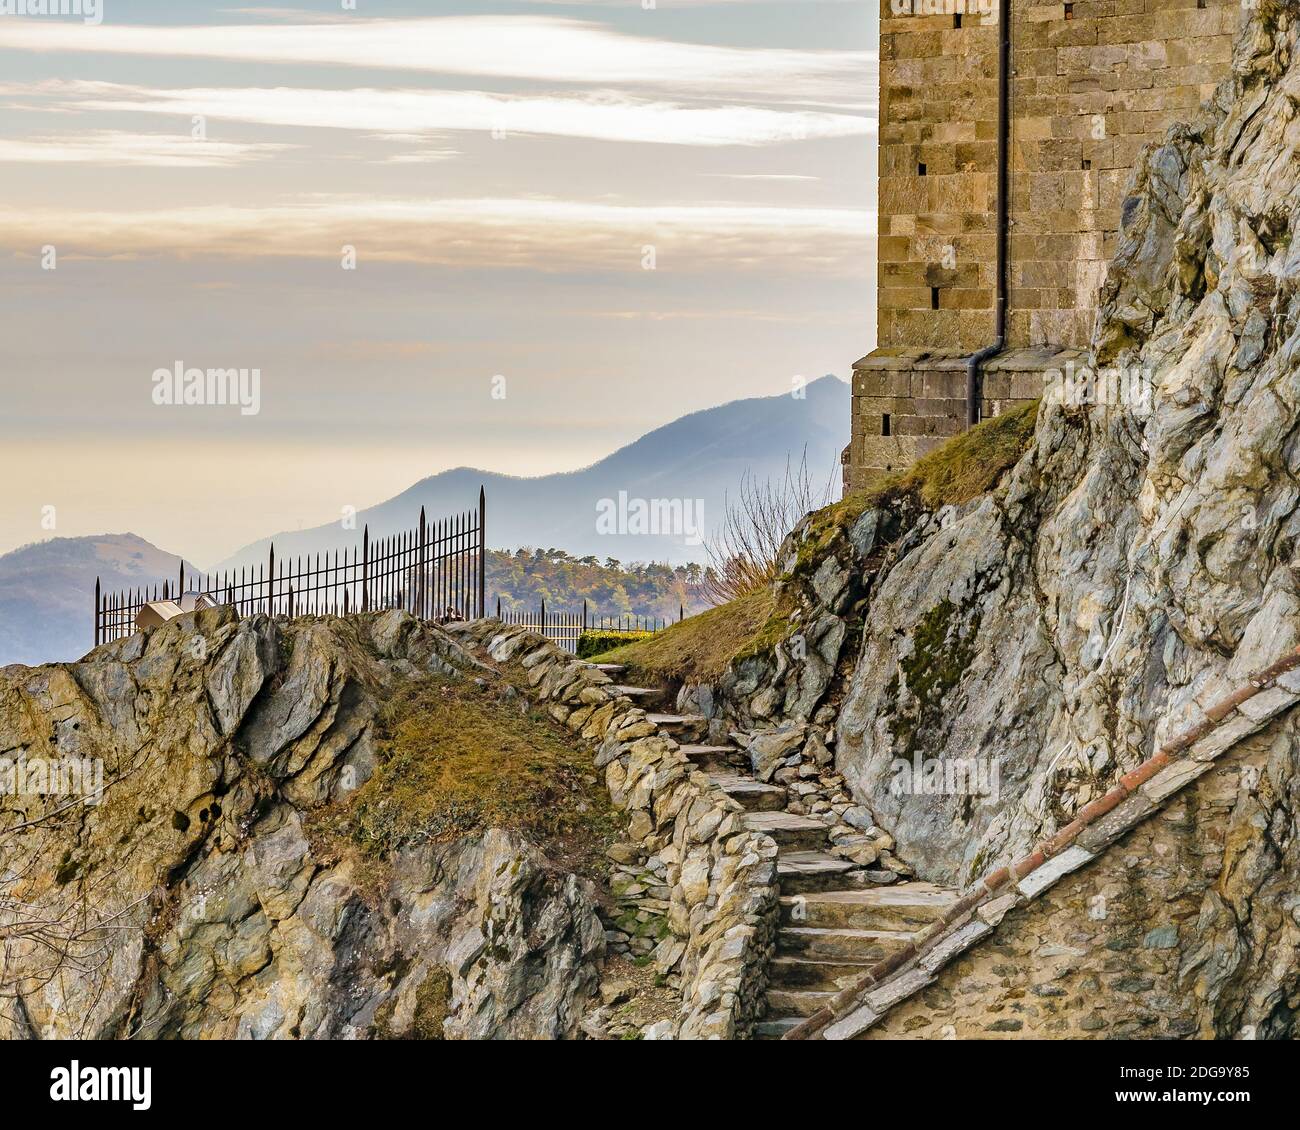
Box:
[966,0,1011,428]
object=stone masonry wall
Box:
[448,620,781,1039]
[879,0,1241,353]
[847,345,1078,489]
[850,0,1243,492]
[861,725,1299,1039]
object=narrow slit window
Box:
[882,413,892,437]
[918,162,927,176]
[953,13,962,28]
[1081,158,1092,171]
[930,287,941,310]
[1064,2,1074,19]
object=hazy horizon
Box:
[5,373,851,573]
[1,0,879,565]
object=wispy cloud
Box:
[703,173,821,181]
[0,196,875,272]
[0,129,292,167]
[32,79,869,148]
[0,16,874,104]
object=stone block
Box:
[1016,845,1096,898]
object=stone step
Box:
[743,811,830,851]
[678,743,738,756]
[778,926,916,962]
[753,1017,801,1041]
[775,851,865,894]
[590,663,626,673]
[646,713,705,731]
[708,774,786,812]
[767,956,874,991]
[765,988,835,1018]
[778,883,958,931]
[611,685,664,700]
[678,744,744,773]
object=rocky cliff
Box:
[0,609,607,1039]
[622,1,1300,1038]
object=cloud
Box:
[41,80,870,148]
[703,173,821,181]
[0,129,292,167]
[0,16,874,104]
[0,196,875,272]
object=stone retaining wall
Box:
[448,620,780,1039]
[862,725,1296,1039]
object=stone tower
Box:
[844,0,1243,492]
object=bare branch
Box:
[703,449,836,604]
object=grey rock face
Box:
[0,609,603,1040]
[708,8,1300,899]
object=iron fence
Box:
[495,597,679,654]
[94,491,486,646]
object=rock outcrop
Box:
[446,619,781,1039]
[673,2,1300,1038]
[0,609,603,1039]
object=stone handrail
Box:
[785,645,1300,1040]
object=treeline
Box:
[487,547,711,621]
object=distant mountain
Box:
[0,534,196,668]
[0,377,849,668]
[215,375,849,573]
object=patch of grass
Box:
[593,403,1038,686]
[806,399,1040,553]
[315,676,619,873]
[593,588,778,681]
[577,630,652,659]
[899,398,1039,510]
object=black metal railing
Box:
[94,490,486,646]
[495,597,678,654]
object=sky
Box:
[0,0,878,567]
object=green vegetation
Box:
[488,548,706,622]
[894,398,1039,510]
[593,404,1039,683]
[577,629,652,659]
[804,399,1040,559]
[888,597,981,755]
[593,588,780,681]
[411,968,452,1040]
[316,676,619,873]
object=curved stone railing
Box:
[447,620,780,1039]
[785,645,1300,1040]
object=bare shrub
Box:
[703,450,836,605]
[1,773,150,1037]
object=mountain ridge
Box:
[213,375,849,573]
[0,377,848,668]
[0,534,199,669]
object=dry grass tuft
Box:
[315,676,620,875]
[597,403,1039,684]
[594,588,779,681]
[896,397,1039,510]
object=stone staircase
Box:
[589,662,958,1040]
[762,883,959,1037]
